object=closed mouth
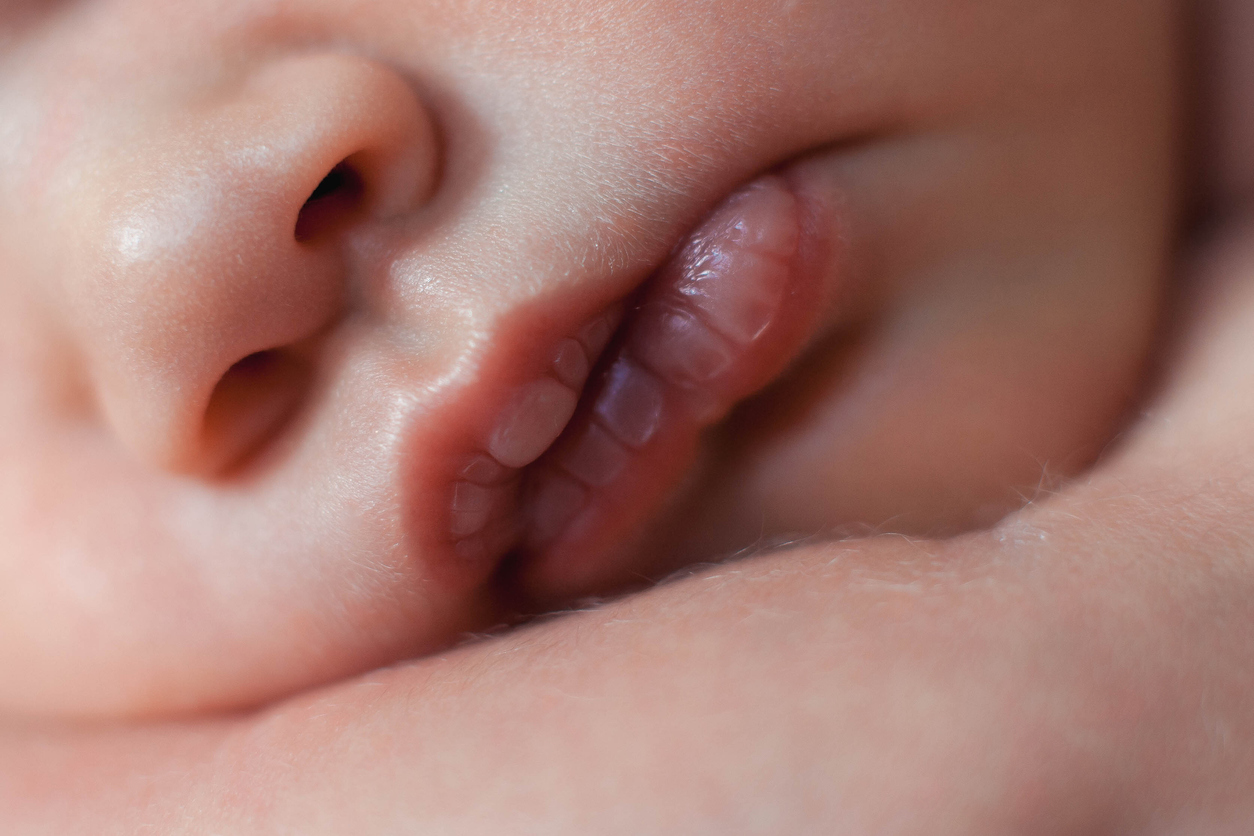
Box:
[401,165,840,601]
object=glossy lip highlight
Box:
[514,172,837,598]
[399,166,839,599]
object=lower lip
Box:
[400,167,838,599]
[513,171,838,598]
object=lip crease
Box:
[513,171,837,598]
[401,166,838,597]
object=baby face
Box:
[0,0,1177,718]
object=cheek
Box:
[0,27,487,718]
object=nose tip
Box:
[71,53,440,474]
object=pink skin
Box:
[17,2,1254,833]
[0,0,1175,719]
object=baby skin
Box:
[0,0,1177,719]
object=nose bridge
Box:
[61,51,441,474]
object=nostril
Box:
[295,159,366,244]
[201,349,311,474]
[77,54,440,476]
[308,163,356,202]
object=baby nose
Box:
[68,53,438,474]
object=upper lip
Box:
[393,158,832,602]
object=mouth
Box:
[403,166,841,601]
